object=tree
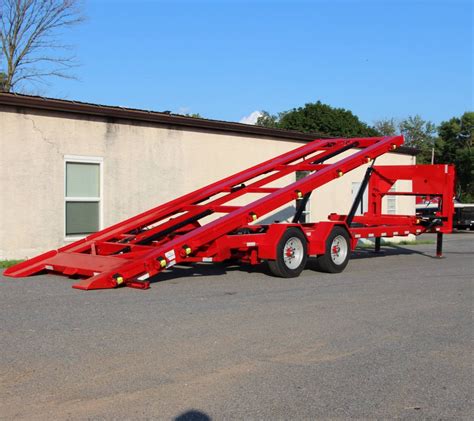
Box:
[374,116,439,163]
[255,111,279,128]
[398,115,438,164]
[0,0,84,92]
[373,118,397,136]
[256,101,380,137]
[438,112,473,202]
[0,71,7,90]
[374,113,473,200]
[399,115,437,148]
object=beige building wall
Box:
[0,105,415,259]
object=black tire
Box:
[268,228,308,278]
[315,226,351,273]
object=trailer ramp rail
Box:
[5,136,455,290]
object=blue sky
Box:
[49,0,472,126]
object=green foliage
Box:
[255,111,279,128]
[373,116,439,164]
[399,115,438,164]
[256,101,472,201]
[373,113,473,201]
[438,112,473,202]
[373,118,397,136]
[0,259,24,268]
[256,101,380,137]
[183,113,204,118]
[399,115,437,147]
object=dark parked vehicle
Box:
[417,203,474,230]
[454,204,474,230]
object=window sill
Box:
[64,235,89,242]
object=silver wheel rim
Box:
[283,237,304,269]
[331,235,348,265]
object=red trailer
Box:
[5,136,455,290]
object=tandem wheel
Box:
[315,226,351,273]
[268,228,308,278]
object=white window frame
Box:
[64,155,104,241]
[387,184,397,215]
[352,181,369,216]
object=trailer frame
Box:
[5,136,456,290]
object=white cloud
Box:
[176,106,190,115]
[239,110,263,125]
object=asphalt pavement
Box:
[0,232,472,420]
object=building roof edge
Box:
[0,92,419,156]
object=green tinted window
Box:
[66,162,100,197]
[66,202,100,235]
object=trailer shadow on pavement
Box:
[147,243,443,284]
[148,261,269,284]
[351,245,437,260]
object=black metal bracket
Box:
[346,159,376,227]
[293,193,312,223]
